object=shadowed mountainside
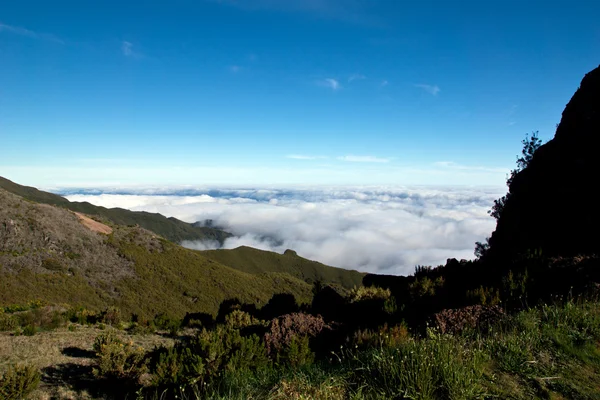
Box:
[201,246,364,289]
[0,176,231,245]
[486,64,600,260]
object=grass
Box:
[201,246,365,289]
[2,298,600,399]
[138,299,600,400]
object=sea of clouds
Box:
[61,186,505,276]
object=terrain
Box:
[201,246,364,289]
[0,176,231,245]
[0,187,317,318]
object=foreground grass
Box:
[3,300,600,399]
[147,300,600,400]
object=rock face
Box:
[488,65,600,259]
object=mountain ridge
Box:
[0,176,231,245]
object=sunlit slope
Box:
[201,246,365,289]
[0,176,231,244]
[0,188,312,317]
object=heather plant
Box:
[0,364,41,400]
[92,331,147,382]
[100,306,122,326]
[264,313,329,356]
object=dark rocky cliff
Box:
[487,65,600,259]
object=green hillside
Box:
[0,188,312,318]
[201,246,365,289]
[0,176,231,244]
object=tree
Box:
[476,131,543,259]
[489,131,543,222]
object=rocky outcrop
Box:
[488,65,600,259]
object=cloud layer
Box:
[63,186,503,276]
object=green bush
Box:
[151,326,270,391]
[277,335,314,368]
[22,325,36,336]
[225,309,254,329]
[0,312,18,331]
[153,313,181,336]
[92,331,147,382]
[0,364,41,400]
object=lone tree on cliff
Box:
[475,131,543,258]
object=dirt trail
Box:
[74,212,113,235]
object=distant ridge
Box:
[0,176,231,244]
[202,245,365,289]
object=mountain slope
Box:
[201,246,365,289]
[0,187,312,317]
[0,176,231,244]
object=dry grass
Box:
[0,325,174,399]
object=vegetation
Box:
[5,291,596,399]
[0,364,40,400]
[202,246,364,289]
[0,176,231,244]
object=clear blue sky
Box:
[1,0,599,187]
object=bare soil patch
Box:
[74,212,113,235]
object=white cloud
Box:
[121,41,144,58]
[0,22,64,44]
[348,74,366,82]
[63,186,504,276]
[322,78,341,90]
[433,161,507,173]
[381,80,389,87]
[414,84,440,96]
[338,155,391,163]
[229,65,242,73]
[286,155,327,160]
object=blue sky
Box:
[1,0,599,187]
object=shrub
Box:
[67,307,98,325]
[277,335,314,368]
[466,286,501,306]
[100,307,122,326]
[153,313,181,336]
[0,312,18,331]
[225,310,254,329]
[270,376,346,400]
[0,364,41,400]
[92,331,147,382]
[348,286,391,303]
[152,326,270,390]
[264,313,329,356]
[432,305,505,335]
[22,325,36,336]
[127,322,155,336]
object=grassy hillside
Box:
[0,188,312,318]
[0,176,231,244]
[201,246,365,289]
